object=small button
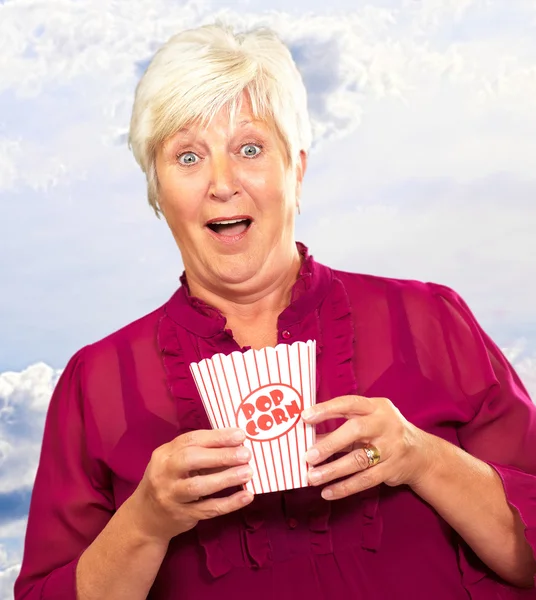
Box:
[287,518,298,529]
[282,330,292,340]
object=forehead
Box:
[157,91,289,159]
[183,101,270,137]
[161,112,278,157]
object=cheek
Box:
[161,198,200,244]
[159,174,203,228]
[241,166,292,209]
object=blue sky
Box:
[1,0,536,596]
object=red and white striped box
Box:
[189,340,316,494]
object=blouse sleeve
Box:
[433,284,536,590]
[14,347,115,600]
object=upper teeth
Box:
[212,219,246,225]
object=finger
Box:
[304,416,380,466]
[174,428,247,449]
[194,490,254,520]
[175,464,253,502]
[302,395,375,423]
[315,432,357,453]
[308,445,378,485]
[321,463,389,500]
[197,466,228,476]
[176,445,251,476]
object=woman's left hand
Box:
[302,395,435,500]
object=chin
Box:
[215,266,258,286]
[211,256,260,286]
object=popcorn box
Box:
[189,340,316,494]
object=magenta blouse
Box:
[15,244,536,599]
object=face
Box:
[154,94,307,296]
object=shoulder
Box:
[68,304,167,372]
[328,264,458,307]
[323,264,478,337]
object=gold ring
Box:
[363,444,380,468]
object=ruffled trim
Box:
[157,251,384,576]
[157,312,210,432]
[241,496,273,569]
[171,242,317,338]
[290,242,315,303]
[285,486,334,556]
[238,275,327,571]
[196,520,235,578]
[322,276,359,400]
[158,314,242,578]
[360,487,383,552]
[325,275,383,553]
[294,273,385,555]
[160,302,271,577]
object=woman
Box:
[14,24,536,600]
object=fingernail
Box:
[301,408,314,420]
[236,447,250,461]
[241,491,254,504]
[305,448,320,463]
[308,469,322,483]
[237,466,253,479]
[231,429,246,443]
[322,488,334,499]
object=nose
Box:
[209,153,239,202]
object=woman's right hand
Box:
[128,428,254,544]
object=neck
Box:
[186,247,303,323]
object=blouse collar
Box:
[164,242,332,338]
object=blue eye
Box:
[178,152,199,165]
[241,144,262,158]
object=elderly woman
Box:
[14,24,536,600]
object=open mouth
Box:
[206,217,253,238]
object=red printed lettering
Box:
[269,389,284,407]
[258,414,273,431]
[237,384,304,441]
[241,403,255,419]
[246,420,258,437]
[285,400,300,420]
[272,408,288,425]
[255,395,272,413]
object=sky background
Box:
[1,0,536,596]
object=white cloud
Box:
[0,520,26,542]
[0,521,26,599]
[0,0,203,94]
[0,561,19,600]
[0,1,535,367]
[405,0,480,30]
[0,523,25,600]
[1,0,535,333]
[2,0,536,191]
[0,136,67,192]
[503,340,536,399]
[0,363,62,494]
[0,138,19,190]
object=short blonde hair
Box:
[128,23,312,216]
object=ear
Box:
[295,150,308,202]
